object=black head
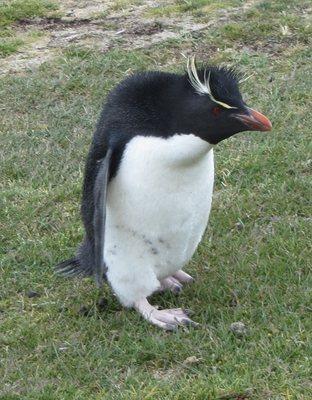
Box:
[173,58,272,144]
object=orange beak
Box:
[233,108,272,132]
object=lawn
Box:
[0,0,311,399]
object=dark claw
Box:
[173,285,182,294]
[181,318,193,326]
[180,318,199,328]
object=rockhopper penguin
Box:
[56,57,272,330]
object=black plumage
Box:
[56,64,271,290]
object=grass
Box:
[144,0,241,17]
[0,35,23,56]
[110,0,144,11]
[0,28,44,57]
[0,0,58,57]
[0,0,311,399]
[0,0,58,27]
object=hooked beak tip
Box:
[234,108,272,132]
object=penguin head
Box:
[175,58,272,144]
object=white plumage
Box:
[105,134,214,308]
[56,62,272,329]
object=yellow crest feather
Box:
[186,56,237,109]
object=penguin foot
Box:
[173,270,194,284]
[160,276,183,294]
[160,271,194,294]
[135,298,199,331]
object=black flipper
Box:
[55,148,112,281]
[93,148,112,287]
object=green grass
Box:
[0,0,58,57]
[110,0,143,11]
[0,35,23,56]
[0,0,311,399]
[144,0,240,17]
[0,0,58,27]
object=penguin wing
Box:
[55,146,112,282]
[93,148,112,287]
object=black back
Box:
[57,67,247,278]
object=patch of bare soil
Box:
[0,36,55,76]
[0,0,261,75]
[58,0,114,19]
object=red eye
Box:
[212,106,222,117]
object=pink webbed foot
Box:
[135,298,199,331]
[160,276,183,293]
[160,270,194,294]
[173,270,194,284]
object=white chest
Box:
[105,134,214,279]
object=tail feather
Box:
[55,239,96,278]
[55,257,92,277]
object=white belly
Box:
[104,134,214,306]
